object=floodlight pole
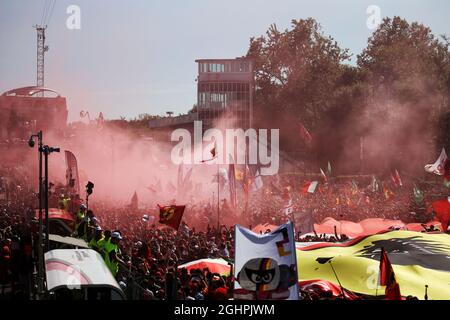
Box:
[40,145,60,253]
[44,149,49,252]
[36,131,44,296]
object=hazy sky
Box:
[1,0,449,122]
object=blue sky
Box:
[1,0,449,122]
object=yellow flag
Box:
[297,230,450,299]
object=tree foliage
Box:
[248,16,450,173]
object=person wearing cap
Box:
[77,209,95,242]
[104,231,124,278]
[89,226,104,253]
[73,204,87,237]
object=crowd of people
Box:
[0,163,446,300]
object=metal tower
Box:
[34,25,48,89]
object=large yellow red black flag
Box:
[297,230,450,299]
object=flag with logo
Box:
[297,230,450,299]
[234,221,299,300]
[157,204,185,230]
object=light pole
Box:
[40,145,60,252]
[28,131,44,295]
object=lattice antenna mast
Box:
[34,25,49,89]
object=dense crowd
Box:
[0,165,446,300]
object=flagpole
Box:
[328,260,346,300]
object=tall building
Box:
[196,58,254,130]
[148,57,255,134]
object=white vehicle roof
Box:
[45,249,125,299]
[49,234,89,248]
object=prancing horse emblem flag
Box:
[157,204,185,230]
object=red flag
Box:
[379,248,401,300]
[429,198,450,231]
[158,204,185,230]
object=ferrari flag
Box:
[297,230,450,299]
[158,204,185,230]
[234,221,299,300]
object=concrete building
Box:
[0,86,68,141]
[148,57,255,133]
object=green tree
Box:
[356,16,450,172]
[247,18,351,152]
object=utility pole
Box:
[34,25,48,92]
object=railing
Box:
[148,113,198,128]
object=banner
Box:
[234,221,299,300]
[65,150,80,195]
[297,230,450,299]
[158,204,185,230]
